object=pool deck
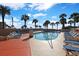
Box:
[0,34,31,56]
[0,32,66,56]
[30,32,66,56]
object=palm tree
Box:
[0,5,10,29]
[69,12,79,27]
[39,25,41,28]
[43,20,50,29]
[59,13,67,29]
[21,14,29,29]
[68,20,74,26]
[55,22,59,29]
[35,25,38,28]
[32,19,38,29]
[43,22,46,29]
[50,22,54,29]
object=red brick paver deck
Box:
[0,34,31,56]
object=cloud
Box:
[51,16,58,22]
[76,22,79,26]
[66,19,74,23]
[28,3,56,11]
[0,3,56,11]
[35,3,55,11]
[27,13,32,17]
[52,16,57,19]
[1,3,25,10]
[12,16,20,22]
[50,18,58,23]
[33,13,47,18]
[65,24,70,26]
[27,21,32,25]
[28,3,38,8]
[61,4,77,10]
[27,21,34,28]
[51,20,56,23]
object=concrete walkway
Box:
[30,32,66,56]
[0,34,31,56]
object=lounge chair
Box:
[64,32,79,45]
[69,31,79,37]
[64,31,79,56]
[64,31,78,37]
[63,45,79,56]
[64,40,79,45]
[7,29,22,39]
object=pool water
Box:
[33,32,59,41]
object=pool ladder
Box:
[48,40,53,49]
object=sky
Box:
[0,3,79,29]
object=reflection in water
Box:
[43,32,58,40]
[43,32,49,40]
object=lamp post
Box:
[11,17,14,28]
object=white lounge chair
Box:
[7,29,22,39]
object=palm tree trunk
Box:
[2,14,5,29]
[47,25,48,29]
[74,22,76,27]
[24,20,26,29]
[12,17,14,28]
[62,24,65,29]
[35,23,36,29]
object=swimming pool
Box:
[33,32,59,41]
